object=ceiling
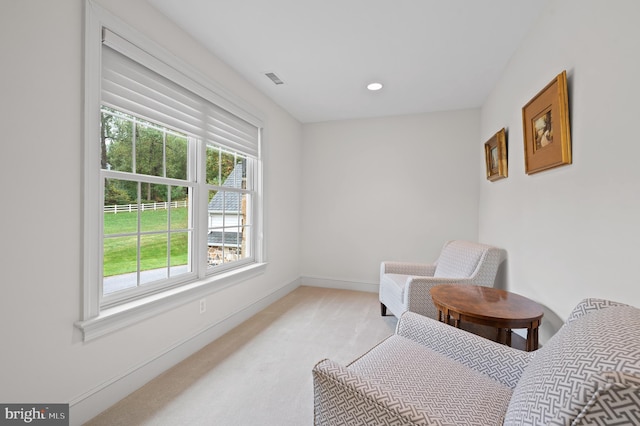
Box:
[147,0,546,123]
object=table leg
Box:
[452,313,460,328]
[443,309,453,326]
[527,320,540,351]
[495,328,512,347]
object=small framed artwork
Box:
[484,128,507,181]
[522,70,572,174]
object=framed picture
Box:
[522,70,572,174]
[484,128,507,181]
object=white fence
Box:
[104,200,188,214]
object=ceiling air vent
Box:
[265,72,284,85]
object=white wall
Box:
[479,0,640,329]
[301,110,481,289]
[0,1,301,424]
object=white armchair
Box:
[379,240,505,319]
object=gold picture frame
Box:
[522,70,572,174]
[484,128,507,181]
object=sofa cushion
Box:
[433,241,485,278]
[348,335,513,426]
[504,305,640,425]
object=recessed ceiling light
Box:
[367,82,383,91]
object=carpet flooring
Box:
[84,286,398,425]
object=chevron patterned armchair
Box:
[379,240,506,319]
[313,298,640,425]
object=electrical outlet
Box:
[199,299,206,314]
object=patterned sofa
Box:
[313,298,640,425]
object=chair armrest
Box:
[313,359,441,426]
[403,277,478,318]
[407,276,477,288]
[396,312,533,389]
[380,261,436,277]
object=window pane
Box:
[228,160,245,190]
[170,232,190,277]
[140,234,168,284]
[207,190,223,267]
[103,178,138,234]
[219,151,237,183]
[240,193,250,226]
[226,226,243,257]
[208,228,247,268]
[208,189,221,220]
[206,145,240,185]
[136,121,164,177]
[208,187,244,223]
[102,109,133,173]
[221,227,243,265]
[140,184,168,233]
[206,145,220,185]
[166,133,188,180]
[207,225,247,269]
[170,186,189,230]
[103,235,138,295]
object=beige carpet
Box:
[85,286,398,425]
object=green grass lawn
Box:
[103,207,189,277]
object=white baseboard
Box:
[301,275,379,293]
[69,278,301,426]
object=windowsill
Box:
[75,262,267,342]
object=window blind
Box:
[101,28,260,158]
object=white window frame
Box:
[77,1,266,341]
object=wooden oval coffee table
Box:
[430,284,544,351]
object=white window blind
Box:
[101,28,260,158]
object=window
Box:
[78,3,265,340]
[101,108,196,306]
